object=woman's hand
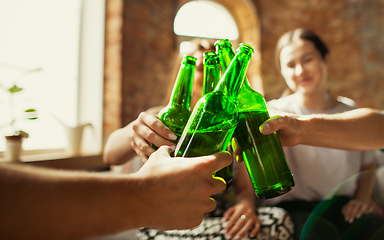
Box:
[342,198,373,223]
[129,107,177,162]
[222,202,260,239]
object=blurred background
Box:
[106,0,384,140]
[0,0,383,165]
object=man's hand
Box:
[134,146,232,230]
[259,114,302,147]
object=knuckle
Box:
[131,122,138,131]
[138,111,146,120]
[146,131,157,141]
[245,208,253,215]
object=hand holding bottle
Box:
[128,108,177,162]
[259,114,303,147]
[135,146,232,230]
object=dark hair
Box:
[275,28,329,70]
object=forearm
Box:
[355,162,376,202]
[0,164,143,240]
[234,163,256,210]
[299,108,384,151]
[103,126,137,165]
[235,189,256,211]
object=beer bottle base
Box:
[254,177,295,199]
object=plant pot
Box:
[4,135,23,162]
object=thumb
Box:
[150,146,172,159]
[259,115,283,135]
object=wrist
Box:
[235,198,256,211]
[297,114,317,145]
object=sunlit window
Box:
[0,0,104,154]
[174,1,239,40]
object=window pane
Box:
[0,0,80,150]
[174,1,239,40]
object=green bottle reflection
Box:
[202,51,233,189]
[175,44,254,166]
[215,39,295,199]
[155,55,196,150]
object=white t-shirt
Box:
[263,95,374,205]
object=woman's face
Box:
[279,39,328,95]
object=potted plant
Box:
[1,67,41,161]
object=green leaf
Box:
[26,67,42,72]
[18,130,29,139]
[25,108,38,120]
[8,84,23,93]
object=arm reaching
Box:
[222,162,260,239]
[103,106,176,164]
[260,108,384,151]
[0,146,231,240]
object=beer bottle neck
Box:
[215,47,253,100]
[203,52,220,95]
[168,57,195,110]
[217,43,253,91]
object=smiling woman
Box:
[0,0,104,159]
[264,28,384,240]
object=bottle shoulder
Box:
[158,105,191,119]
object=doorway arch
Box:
[176,0,263,93]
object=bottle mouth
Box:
[238,43,254,54]
[214,39,232,50]
[182,55,197,65]
[203,51,219,65]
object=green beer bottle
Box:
[156,55,196,148]
[215,39,295,199]
[203,51,233,189]
[175,44,254,161]
[202,51,221,95]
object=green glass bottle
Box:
[203,51,233,189]
[175,44,254,165]
[215,39,295,199]
[202,51,221,95]
[156,55,196,148]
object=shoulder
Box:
[267,95,296,111]
[337,96,356,108]
[332,97,357,113]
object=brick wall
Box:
[104,0,384,138]
[253,0,384,107]
[120,0,179,127]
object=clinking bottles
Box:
[215,39,295,199]
[174,43,254,161]
[156,55,196,147]
[202,51,233,189]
